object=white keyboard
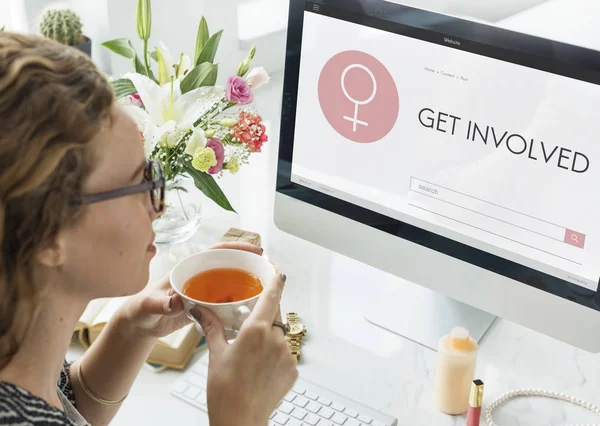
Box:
[170,354,398,426]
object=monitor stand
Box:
[364,279,497,351]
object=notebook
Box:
[74,297,202,370]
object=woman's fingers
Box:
[208,241,263,256]
[249,274,286,323]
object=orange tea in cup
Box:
[182,268,263,304]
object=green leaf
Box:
[102,38,135,59]
[0,26,5,32]
[133,54,148,75]
[195,29,223,66]
[203,63,218,86]
[183,160,236,213]
[180,63,218,93]
[134,52,157,82]
[194,17,209,65]
[103,38,156,81]
[150,50,158,61]
[111,78,137,99]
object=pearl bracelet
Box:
[485,389,600,426]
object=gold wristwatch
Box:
[285,312,307,360]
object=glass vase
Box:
[153,176,202,245]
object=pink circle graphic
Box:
[318,50,399,143]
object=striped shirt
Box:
[0,361,77,425]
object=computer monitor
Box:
[274,0,600,353]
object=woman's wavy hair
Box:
[0,32,114,366]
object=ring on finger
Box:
[272,321,290,336]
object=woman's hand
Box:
[117,242,264,340]
[192,273,298,426]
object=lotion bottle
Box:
[434,327,479,415]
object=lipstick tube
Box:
[466,379,484,426]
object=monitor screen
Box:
[277,0,600,310]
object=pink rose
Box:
[206,138,225,174]
[226,76,254,105]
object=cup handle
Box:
[235,305,252,325]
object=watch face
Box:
[288,323,305,335]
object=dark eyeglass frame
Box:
[69,159,166,213]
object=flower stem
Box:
[176,188,189,221]
[143,39,151,76]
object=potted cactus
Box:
[39,8,91,57]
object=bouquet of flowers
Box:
[102,0,269,213]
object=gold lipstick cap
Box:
[469,379,484,407]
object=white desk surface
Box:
[67,191,600,426]
[68,4,600,424]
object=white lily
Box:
[155,41,175,85]
[176,54,192,80]
[122,72,223,156]
[156,41,191,83]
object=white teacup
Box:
[170,249,276,338]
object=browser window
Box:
[291,7,600,290]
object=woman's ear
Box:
[36,235,67,268]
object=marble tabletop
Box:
[67,172,600,426]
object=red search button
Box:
[565,229,585,249]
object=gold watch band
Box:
[285,312,304,360]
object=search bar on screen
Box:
[408,177,585,262]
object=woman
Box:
[0,32,298,426]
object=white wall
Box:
[4,0,553,78]
[69,0,112,74]
[0,0,27,31]
[3,0,112,73]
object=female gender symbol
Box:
[318,50,399,143]
[341,64,378,132]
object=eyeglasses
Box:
[69,159,166,213]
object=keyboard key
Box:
[273,412,290,425]
[192,363,208,376]
[270,411,277,419]
[332,413,348,425]
[358,415,373,424]
[306,391,319,400]
[195,392,207,405]
[184,386,200,399]
[331,403,345,412]
[292,386,306,395]
[372,421,386,426]
[306,401,321,414]
[317,397,332,406]
[184,372,206,388]
[283,393,297,403]
[291,408,307,420]
[344,408,359,418]
[172,381,188,394]
[345,419,361,426]
[319,407,334,419]
[317,421,334,426]
[294,396,309,408]
[279,402,295,414]
[305,414,321,425]
[287,420,303,426]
